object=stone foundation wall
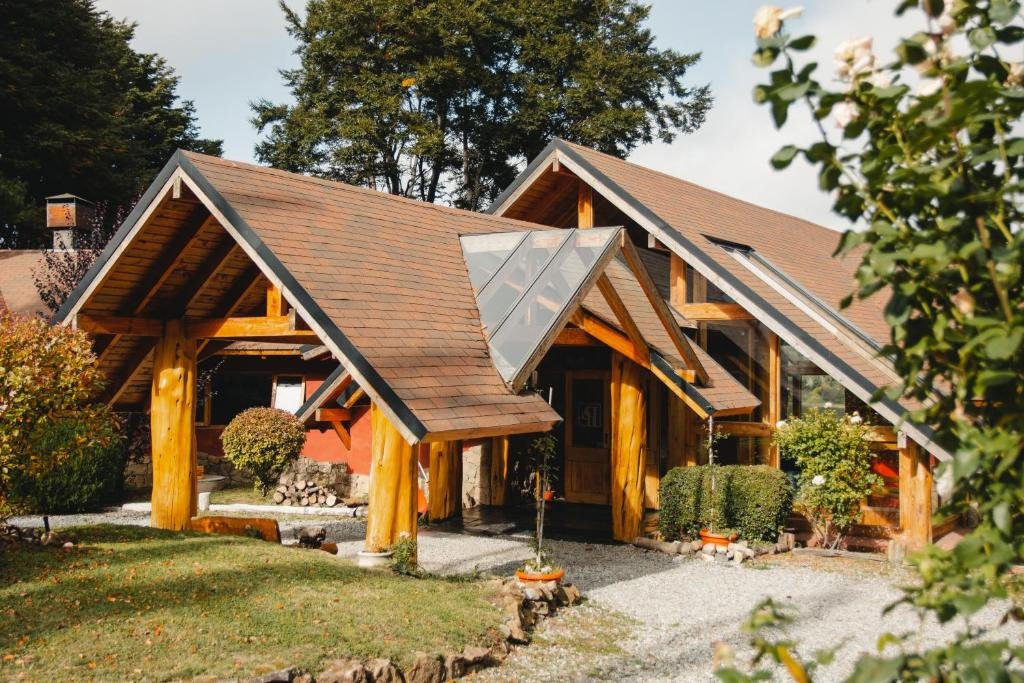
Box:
[275,457,369,505]
[461,440,491,508]
[123,450,252,490]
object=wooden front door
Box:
[564,370,611,504]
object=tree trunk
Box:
[150,319,197,530]
[428,440,462,521]
[610,352,647,542]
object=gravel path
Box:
[13,511,1021,681]
[334,530,1023,682]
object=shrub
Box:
[390,533,418,576]
[8,413,125,514]
[659,464,793,543]
[220,407,306,494]
[774,410,881,549]
[0,313,110,514]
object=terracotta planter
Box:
[543,490,555,501]
[515,568,564,583]
[699,528,738,548]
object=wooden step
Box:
[794,531,890,553]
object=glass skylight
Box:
[461,227,622,387]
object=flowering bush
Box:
[774,410,880,549]
[220,407,306,494]
[0,313,113,515]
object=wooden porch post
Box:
[899,438,933,550]
[764,331,781,467]
[610,351,647,542]
[150,319,198,530]
[428,440,463,521]
[489,436,510,506]
[666,393,696,468]
[365,404,418,554]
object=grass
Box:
[210,485,272,505]
[0,525,502,680]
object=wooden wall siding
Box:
[899,440,933,550]
[489,436,510,506]
[427,440,462,521]
[149,320,198,530]
[365,403,419,555]
[610,351,647,542]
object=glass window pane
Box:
[460,232,527,292]
[780,341,846,417]
[570,378,606,448]
[475,231,570,332]
[273,375,305,413]
[211,372,272,425]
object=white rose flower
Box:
[812,475,826,486]
[849,412,863,425]
[938,0,957,35]
[753,5,803,39]
[832,101,859,129]
[775,419,787,429]
[824,401,834,409]
[1007,62,1024,87]
[936,466,954,499]
[834,37,875,81]
[916,77,944,97]
[867,71,893,89]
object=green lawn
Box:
[210,485,273,505]
[0,525,502,680]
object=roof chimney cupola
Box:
[45,193,95,250]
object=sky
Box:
[94,1,921,232]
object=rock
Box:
[562,583,581,605]
[41,531,69,547]
[700,551,716,562]
[732,554,745,567]
[297,526,326,548]
[293,674,313,683]
[777,532,796,552]
[317,660,369,683]
[533,600,550,617]
[690,540,704,552]
[406,653,445,683]
[553,584,569,605]
[241,667,302,683]
[725,550,734,560]
[366,658,402,683]
[445,653,468,679]
[523,587,542,601]
[462,646,491,672]
[715,544,728,555]
[887,539,907,566]
[701,543,715,555]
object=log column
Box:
[610,351,647,542]
[428,440,463,521]
[899,438,933,550]
[365,404,419,553]
[150,319,198,530]
[666,393,696,468]
[489,436,510,506]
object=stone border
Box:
[632,531,796,565]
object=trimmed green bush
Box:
[658,464,793,542]
[221,407,306,494]
[8,414,125,514]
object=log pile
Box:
[272,476,344,507]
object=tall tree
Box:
[253,0,710,210]
[0,0,222,248]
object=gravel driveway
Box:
[334,529,1023,682]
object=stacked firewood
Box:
[272,475,341,507]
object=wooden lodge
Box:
[50,141,950,554]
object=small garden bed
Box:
[0,525,503,680]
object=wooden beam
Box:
[610,351,646,542]
[899,439,933,550]
[420,419,561,444]
[101,340,155,405]
[127,210,213,315]
[342,386,366,409]
[315,407,351,422]
[577,182,594,229]
[619,238,708,385]
[330,421,352,450]
[364,403,419,555]
[715,421,772,438]
[489,436,510,506]
[149,320,197,531]
[266,284,286,316]
[301,344,330,360]
[185,313,311,340]
[675,303,754,321]
[428,440,462,522]
[571,311,711,419]
[670,254,687,308]
[553,327,599,346]
[766,332,781,467]
[197,268,265,360]
[77,314,163,337]
[177,240,239,314]
[596,273,649,362]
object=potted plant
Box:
[515,434,565,583]
[698,417,737,548]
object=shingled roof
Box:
[0,251,47,317]
[490,139,949,460]
[56,150,755,443]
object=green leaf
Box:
[872,84,908,100]
[776,80,812,102]
[923,0,944,17]
[969,26,998,49]
[993,501,1011,533]
[770,145,800,169]
[989,0,1019,24]
[788,35,816,51]
[984,328,1023,359]
[752,48,778,68]
[752,85,770,104]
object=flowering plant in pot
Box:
[515,433,564,582]
[699,417,737,548]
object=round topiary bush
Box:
[220,407,306,494]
